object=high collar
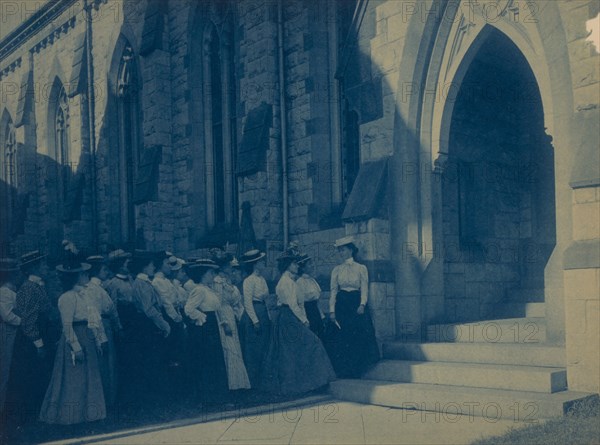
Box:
[28,275,44,286]
[90,277,102,286]
[154,271,166,279]
[344,257,355,265]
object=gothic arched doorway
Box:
[441,28,556,322]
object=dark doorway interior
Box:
[442,28,556,322]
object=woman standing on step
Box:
[328,236,379,378]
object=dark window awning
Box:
[342,157,389,222]
[237,102,272,176]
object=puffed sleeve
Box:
[58,292,82,353]
[359,263,369,306]
[185,286,207,326]
[329,266,339,314]
[243,277,259,325]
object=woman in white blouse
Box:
[260,251,335,395]
[296,254,325,339]
[184,259,228,404]
[39,245,107,424]
[328,236,379,378]
[238,250,271,388]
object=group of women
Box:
[0,235,379,427]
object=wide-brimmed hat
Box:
[56,242,91,274]
[0,258,20,272]
[334,235,356,248]
[186,258,219,270]
[241,249,266,264]
[107,249,131,262]
[19,250,47,268]
[277,250,300,263]
[296,253,311,264]
[86,255,106,265]
[168,256,184,272]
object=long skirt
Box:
[329,290,379,378]
[115,301,137,403]
[304,300,324,339]
[239,302,271,388]
[129,311,167,402]
[39,324,106,425]
[0,322,18,412]
[186,312,228,403]
[218,305,251,390]
[6,326,54,421]
[98,318,117,406]
[260,306,335,396]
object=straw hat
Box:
[240,249,266,264]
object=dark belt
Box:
[72,321,87,327]
[253,300,266,305]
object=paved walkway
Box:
[41,397,538,445]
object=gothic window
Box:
[54,84,70,204]
[336,0,361,203]
[3,117,17,188]
[116,43,141,244]
[206,23,237,228]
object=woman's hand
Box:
[357,304,365,315]
[329,312,336,322]
[253,322,262,334]
[74,350,85,364]
[223,323,233,336]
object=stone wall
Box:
[560,0,600,393]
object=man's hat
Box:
[0,258,20,272]
[19,250,47,268]
[240,249,266,264]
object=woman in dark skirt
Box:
[239,250,271,388]
[328,236,380,378]
[296,254,325,339]
[39,245,107,425]
[184,259,228,404]
[260,251,335,396]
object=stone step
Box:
[364,360,567,393]
[383,342,566,367]
[329,379,598,420]
[427,318,546,343]
[490,302,545,318]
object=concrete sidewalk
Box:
[41,398,538,445]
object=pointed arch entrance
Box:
[439,28,556,322]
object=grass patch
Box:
[472,396,600,445]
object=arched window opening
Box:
[116,43,141,245]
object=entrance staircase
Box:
[329,304,598,421]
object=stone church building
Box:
[1,0,598,412]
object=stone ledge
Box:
[563,239,600,269]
